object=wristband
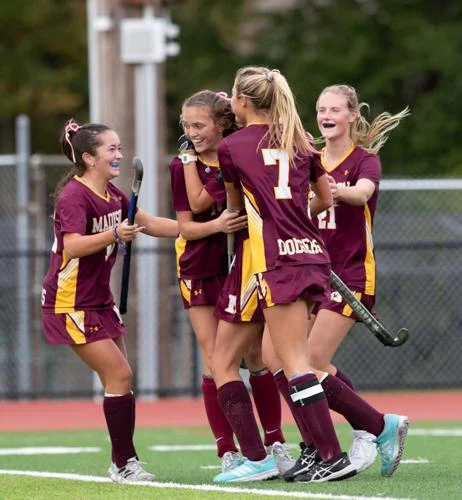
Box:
[179,153,198,164]
[112,225,127,255]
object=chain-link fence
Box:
[335,180,462,390]
[1,121,461,397]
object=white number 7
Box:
[262,149,292,199]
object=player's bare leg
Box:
[307,309,378,472]
[72,339,154,483]
[187,305,238,460]
[211,320,279,482]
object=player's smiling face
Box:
[316,92,356,141]
[181,106,222,155]
[91,130,123,179]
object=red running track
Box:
[0,391,460,431]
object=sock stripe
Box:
[291,384,324,402]
[290,378,326,407]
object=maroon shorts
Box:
[313,288,376,320]
[215,237,264,323]
[42,306,126,345]
[256,264,330,309]
[178,274,227,309]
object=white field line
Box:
[400,459,429,464]
[0,447,101,456]
[0,469,414,500]
[149,428,462,453]
[408,428,462,436]
[150,444,219,451]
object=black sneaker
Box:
[282,442,319,482]
[294,452,357,483]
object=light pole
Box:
[86,0,180,398]
[120,5,179,398]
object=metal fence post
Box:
[16,114,31,397]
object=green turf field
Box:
[0,421,460,499]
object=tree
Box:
[0,1,88,152]
[168,0,462,176]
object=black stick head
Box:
[132,156,144,195]
[388,328,410,347]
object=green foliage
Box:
[0,0,88,152]
[168,0,462,176]
[1,0,462,175]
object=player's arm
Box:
[330,176,376,206]
[135,208,179,238]
[182,161,216,214]
[62,220,142,259]
[224,181,244,212]
[178,135,216,214]
[309,173,333,217]
[177,210,247,241]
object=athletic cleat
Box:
[294,452,357,483]
[266,441,296,475]
[376,414,409,477]
[213,454,279,483]
[221,450,243,473]
[282,442,319,482]
[108,457,155,483]
[348,430,378,473]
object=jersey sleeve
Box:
[169,157,192,212]
[56,193,88,235]
[358,153,381,185]
[218,140,240,188]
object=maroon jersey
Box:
[315,146,381,293]
[42,176,130,312]
[169,156,228,279]
[219,124,330,273]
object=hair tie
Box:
[64,121,81,163]
[216,91,230,101]
[266,69,280,82]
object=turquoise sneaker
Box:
[213,454,279,483]
[376,414,409,477]
[220,451,243,473]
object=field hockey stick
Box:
[227,232,235,271]
[330,270,409,347]
[119,157,144,315]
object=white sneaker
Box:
[221,451,243,473]
[348,430,378,473]
[108,457,155,483]
[266,441,296,475]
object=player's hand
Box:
[216,209,247,234]
[117,219,145,242]
[326,174,339,200]
[178,134,195,153]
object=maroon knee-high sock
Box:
[289,373,342,462]
[335,369,355,391]
[217,380,267,461]
[201,376,238,457]
[103,393,137,468]
[249,371,284,446]
[335,370,361,429]
[322,374,384,436]
[130,392,136,439]
[273,370,313,445]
